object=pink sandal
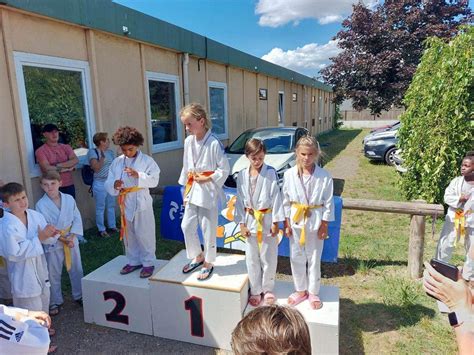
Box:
[263,292,276,305]
[308,293,323,310]
[248,294,262,307]
[287,291,308,306]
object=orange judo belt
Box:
[58,225,72,271]
[291,202,323,246]
[184,171,214,198]
[245,207,272,248]
[118,187,143,242]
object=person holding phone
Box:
[423,262,473,354]
[436,152,474,281]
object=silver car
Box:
[224,126,309,187]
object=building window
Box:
[208,81,228,139]
[146,72,182,153]
[14,52,96,177]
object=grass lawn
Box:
[72,128,462,354]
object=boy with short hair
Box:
[36,171,84,315]
[0,182,56,312]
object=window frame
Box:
[14,51,96,178]
[207,81,229,140]
[145,71,183,153]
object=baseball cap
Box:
[42,123,59,133]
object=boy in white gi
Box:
[436,153,474,281]
[235,138,284,306]
[105,126,160,278]
[0,183,56,313]
[36,171,84,315]
[0,179,12,302]
[179,103,230,281]
[282,136,334,310]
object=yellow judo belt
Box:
[58,225,72,271]
[118,187,143,242]
[454,208,471,247]
[184,171,214,198]
[291,202,323,246]
[245,207,272,248]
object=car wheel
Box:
[385,147,397,165]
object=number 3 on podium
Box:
[184,296,204,337]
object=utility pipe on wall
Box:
[182,53,190,106]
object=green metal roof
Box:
[2,0,332,91]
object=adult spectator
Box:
[87,132,117,238]
[231,304,311,355]
[35,124,78,198]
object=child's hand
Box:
[38,225,57,241]
[459,193,471,203]
[240,224,251,238]
[194,173,212,183]
[114,179,124,190]
[26,311,51,328]
[284,219,292,237]
[317,221,329,240]
[271,223,280,237]
[67,240,74,248]
[124,167,139,179]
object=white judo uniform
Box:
[282,166,334,295]
[178,130,230,263]
[436,176,474,280]
[105,151,160,267]
[36,192,84,306]
[0,304,50,355]
[0,210,54,313]
[235,164,285,295]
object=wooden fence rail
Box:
[343,198,444,278]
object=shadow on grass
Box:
[339,298,435,354]
[317,129,363,166]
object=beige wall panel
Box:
[187,57,207,105]
[229,68,244,141]
[9,12,87,60]
[284,81,292,126]
[152,148,184,186]
[0,25,23,183]
[257,75,267,127]
[267,77,278,126]
[207,61,226,83]
[290,84,300,126]
[243,71,257,129]
[94,33,148,148]
[143,45,179,75]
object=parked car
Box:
[363,121,400,144]
[224,126,309,187]
[363,130,399,165]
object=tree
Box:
[398,26,473,204]
[321,0,471,114]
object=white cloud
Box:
[261,40,341,77]
[256,0,379,27]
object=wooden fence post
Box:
[408,215,425,278]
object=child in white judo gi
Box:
[0,183,56,313]
[282,135,334,310]
[436,153,474,281]
[105,126,160,278]
[179,103,230,281]
[36,171,84,315]
[235,138,284,306]
[0,179,13,303]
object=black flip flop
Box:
[182,260,204,274]
[197,266,214,281]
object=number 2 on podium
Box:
[184,296,204,337]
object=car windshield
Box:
[227,129,295,154]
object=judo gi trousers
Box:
[13,285,50,313]
[124,208,156,267]
[246,233,278,295]
[182,203,217,263]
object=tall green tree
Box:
[398,26,474,204]
[321,0,471,114]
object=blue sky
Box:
[113,0,472,79]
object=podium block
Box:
[82,256,168,335]
[245,281,339,355]
[150,250,248,350]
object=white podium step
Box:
[149,250,248,350]
[82,255,168,335]
[245,281,339,355]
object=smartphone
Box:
[430,258,458,281]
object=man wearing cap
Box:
[35,124,79,198]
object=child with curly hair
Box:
[105,126,160,278]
